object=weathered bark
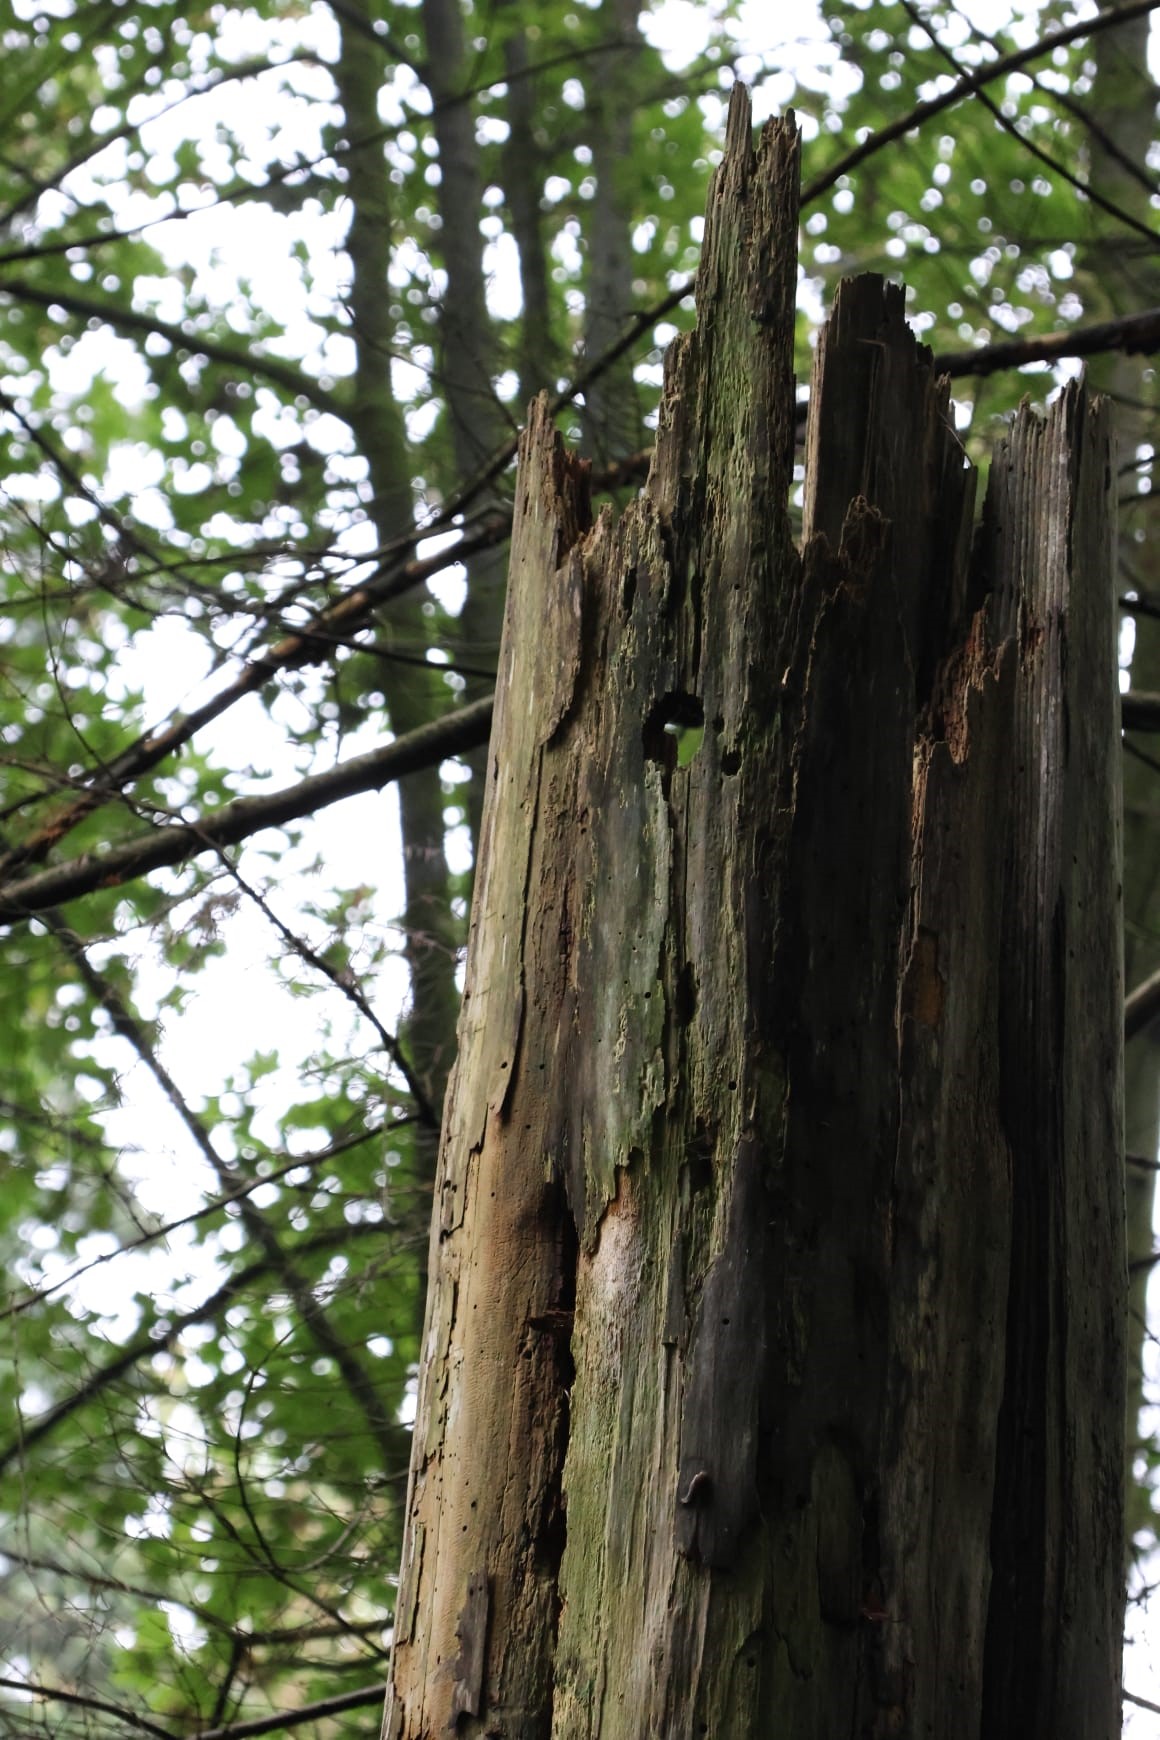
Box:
[385,90,1125,1739]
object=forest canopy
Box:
[0,0,1158,1735]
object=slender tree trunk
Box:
[334,4,460,1130]
[500,21,555,412]
[385,92,1125,1739]
[1081,3,1160,1549]
[422,0,511,862]
[422,0,508,482]
[582,0,643,465]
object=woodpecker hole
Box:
[643,691,705,768]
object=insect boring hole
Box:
[644,692,706,770]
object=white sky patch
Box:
[420,532,468,616]
[641,0,720,68]
[46,329,154,408]
[484,232,523,320]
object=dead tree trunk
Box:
[384,90,1125,1740]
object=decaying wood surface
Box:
[384,86,1124,1740]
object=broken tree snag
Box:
[385,83,1124,1740]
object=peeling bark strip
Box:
[384,88,1125,1739]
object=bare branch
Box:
[800,0,1160,207]
[326,0,426,72]
[0,514,509,882]
[1126,959,1160,1040]
[217,860,439,1126]
[942,0,1160,205]
[0,276,341,415]
[0,1672,386,1740]
[192,1682,384,1740]
[45,916,415,1475]
[0,55,316,231]
[935,305,1160,381]
[0,696,493,923]
[0,1548,386,1650]
[0,1677,174,1740]
[0,444,639,872]
[0,1222,381,1476]
[1,1121,407,1324]
[0,387,162,568]
[897,0,1160,253]
[1122,689,1160,732]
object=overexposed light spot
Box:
[484,233,522,320]
[641,0,715,69]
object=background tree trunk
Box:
[334,0,461,1135]
[1080,3,1160,1551]
[388,88,1125,1739]
[421,0,515,865]
[580,0,645,468]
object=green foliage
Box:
[0,0,1156,1734]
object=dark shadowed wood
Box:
[384,87,1124,1740]
[979,387,1126,1736]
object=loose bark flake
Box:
[385,86,1125,1740]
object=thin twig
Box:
[0,696,493,922]
[1,1121,408,1324]
[0,1676,174,1740]
[191,1682,384,1740]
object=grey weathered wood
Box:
[383,409,590,1738]
[384,87,1124,1740]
